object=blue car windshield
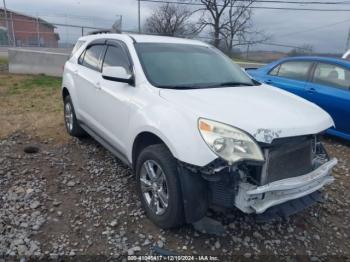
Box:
[135,43,255,89]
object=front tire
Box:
[63,95,86,137]
[136,144,185,229]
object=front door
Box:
[264,60,313,99]
[95,41,135,154]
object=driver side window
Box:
[102,44,132,74]
[269,61,312,82]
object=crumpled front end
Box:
[235,158,337,214]
[179,135,337,223]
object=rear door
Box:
[305,62,350,135]
[74,42,106,129]
[263,60,313,99]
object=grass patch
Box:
[0,57,8,65]
[8,74,61,95]
[0,74,66,142]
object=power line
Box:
[139,0,350,11]
[277,18,350,38]
[183,0,350,5]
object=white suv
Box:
[62,33,337,228]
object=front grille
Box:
[261,136,313,185]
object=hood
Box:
[159,84,334,144]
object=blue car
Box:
[247,56,350,140]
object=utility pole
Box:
[138,0,141,33]
[120,15,123,31]
[346,28,350,52]
[2,0,12,46]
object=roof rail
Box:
[88,29,112,35]
[88,29,122,35]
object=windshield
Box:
[135,43,255,89]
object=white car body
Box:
[343,49,350,60]
[62,33,337,223]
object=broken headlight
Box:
[198,118,264,164]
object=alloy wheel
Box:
[64,102,74,132]
[140,160,169,216]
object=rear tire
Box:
[63,95,86,137]
[136,144,185,229]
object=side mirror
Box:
[102,66,134,85]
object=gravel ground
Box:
[1,132,350,261]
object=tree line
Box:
[143,0,270,55]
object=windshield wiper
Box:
[157,82,255,89]
[215,82,255,87]
[157,85,201,90]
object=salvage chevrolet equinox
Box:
[62,33,337,228]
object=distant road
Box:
[235,61,266,69]
[0,47,72,58]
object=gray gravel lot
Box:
[1,132,350,260]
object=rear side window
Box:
[102,45,132,74]
[71,40,86,57]
[80,45,105,71]
[271,61,312,81]
[313,63,350,91]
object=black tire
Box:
[136,144,185,229]
[63,95,86,137]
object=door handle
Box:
[307,87,316,93]
[265,79,273,84]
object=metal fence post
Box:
[36,15,40,47]
[2,0,12,46]
[138,0,141,33]
[10,11,15,46]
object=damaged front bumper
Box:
[235,158,337,214]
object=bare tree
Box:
[198,0,231,47]
[198,0,269,51]
[144,4,198,37]
[221,1,269,53]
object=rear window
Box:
[71,40,86,57]
[313,63,350,91]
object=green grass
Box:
[0,73,66,141]
[0,57,8,65]
[9,74,61,95]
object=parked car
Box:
[62,34,337,228]
[247,56,350,141]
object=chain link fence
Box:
[0,9,122,48]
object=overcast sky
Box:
[4,0,350,53]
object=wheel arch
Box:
[131,131,174,170]
[62,87,70,100]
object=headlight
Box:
[198,118,264,164]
